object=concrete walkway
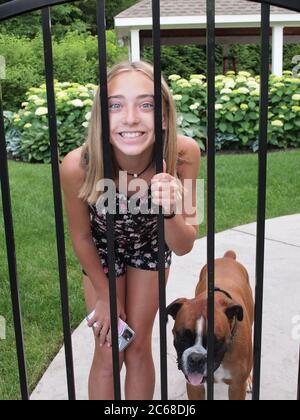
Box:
[31,215,300,400]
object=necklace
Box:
[119,158,154,178]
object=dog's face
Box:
[167,294,243,386]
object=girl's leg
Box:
[124,266,170,400]
[83,273,126,400]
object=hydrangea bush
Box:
[169,70,300,152]
[11,81,97,163]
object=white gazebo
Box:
[114,0,300,76]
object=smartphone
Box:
[86,310,135,352]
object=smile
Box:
[119,132,145,139]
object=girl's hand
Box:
[151,160,182,215]
[87,296,126,347]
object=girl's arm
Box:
[59,150,109,301]
[152,137,201,256]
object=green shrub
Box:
[169,70,300,151]
[0,31,127,111]
[12,81,97,163]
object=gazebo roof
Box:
[116,0,297,19]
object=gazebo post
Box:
[272,25,284,76]
[130,29,141,61]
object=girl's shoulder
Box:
[177,134,200,156]
[60,146,86,188]
[177,135,201,179]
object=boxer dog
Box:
[167,251,254,400]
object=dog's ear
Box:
[225,304,244,322]
[166,298,186,322]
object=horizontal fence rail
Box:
[0,0,299,401]
[0,0,74,22]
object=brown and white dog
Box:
[167,251,254,400]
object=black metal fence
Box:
[0,0,299,401]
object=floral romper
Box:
[82,183,172,279]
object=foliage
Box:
[0,3,89,39]
[169,71,300,152]
[0,0,139,36]
[11,81,97,163]
[143,43,300,84]
[143,44,224,80]
[0,31,127,111]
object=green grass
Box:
[0,149,299,400]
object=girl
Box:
[60,61,201,400]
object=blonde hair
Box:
[78,60,188,205]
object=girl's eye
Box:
[141,102,154,110]
[109,103,121,111]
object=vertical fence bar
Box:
[252,1,270,401]
[0,87,29,401]
[206,0,216,401]
[41,7,76,400]
[96,0,121,400]
[152,0,168,401]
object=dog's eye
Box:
[174,329,195,352]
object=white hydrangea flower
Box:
[21,102,29,108]
[236,76,247,83]
[220,88,233,95]
[24,123,32,129]
[224,80,235,89]
[221,95,230,102]
[34,99,46,106]
[82,122,89,128]
[85,112,91,121]
[238,71,251,78]
[173,95,183,101]
[190,78,203,86]
[83,99,93,106]
[247,81,259,89]
[271,120,284,127]
[70,99,84,107]
[215,104,223,111]
[57,91,69,99]
[177,115,184,125]
[240,104,249,111]
[189,103,200,111]
[28,95,40,101]
[237,87,250,95]
[292,94,300,101]
[35,107,48,116]
[190,74,206,80]
[168,74,181,81]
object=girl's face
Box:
[108,71,166,157]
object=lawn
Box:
[0,149,299,400]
